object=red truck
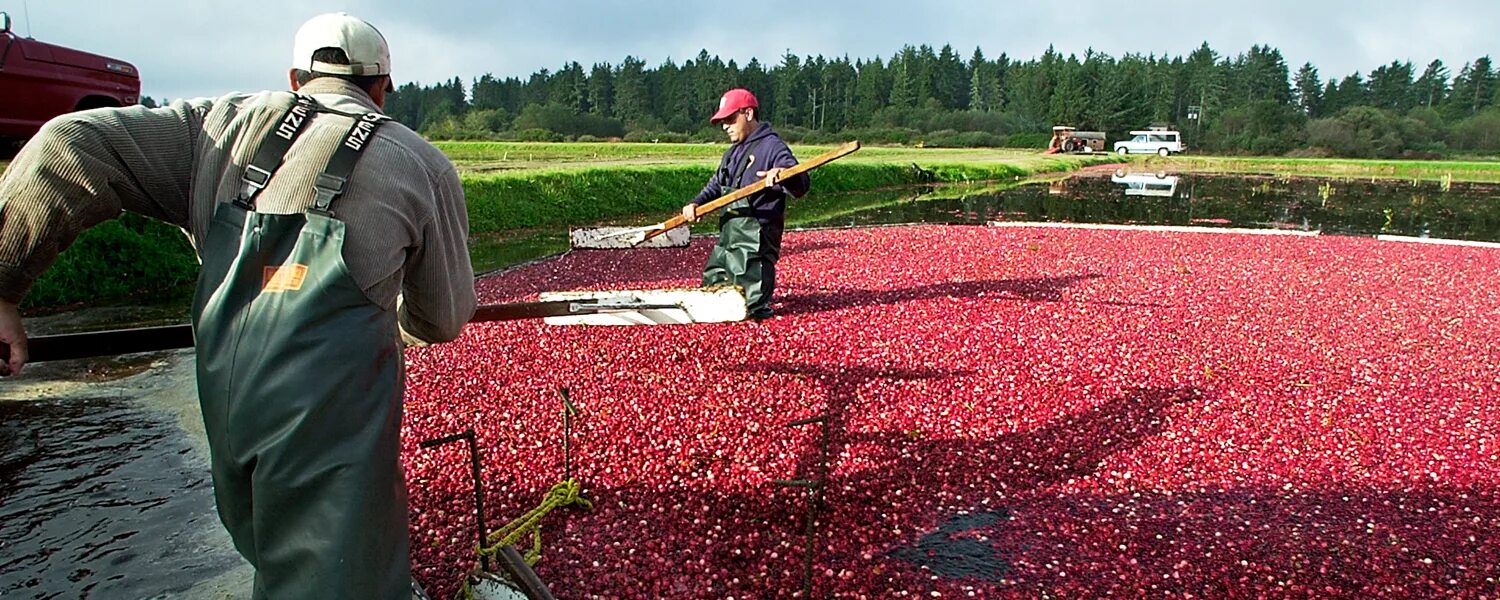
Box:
[0,11,140,143]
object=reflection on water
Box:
[1109,172,1179,197]
[798,173,1500,243]
[0,398,237,599]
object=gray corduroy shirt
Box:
[0,78,475,344]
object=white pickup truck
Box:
[1114,129,1185,156]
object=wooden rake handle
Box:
[639,140,861,244]
[4,298,671,364]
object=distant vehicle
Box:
[0,11,140,142]
[1111,170,1179,197]
[1045,125,1106,154]
[1114,128,1185,156]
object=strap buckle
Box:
[311,172,347,213]
[242,164,272,188]
[233,164,274,208]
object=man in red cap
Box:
[681,88,810,319]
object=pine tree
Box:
[1413,59,1450,108]
[773,51,805,126]
[1367,60,1414,112]
[613,56,649,123]
[935,44,968,109]
[1447,56,1495,118]
[888,46,918,109]
[587,63,614,117]
[968,47,992,112]
[852,57,889,122]
[1293,63,1322,116]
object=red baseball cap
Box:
[710,88,758,123]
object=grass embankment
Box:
[1142,155,1500,183]
[21,145,1108,307]
[37,142,1500,308]
[17,144,1500,308]
[457,148,1102,231]
[456,147,1108,274]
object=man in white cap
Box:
[0,12,475,599]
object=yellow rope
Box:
[477,478,592,565]
[456,479,591,600]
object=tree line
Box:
[157,43,1500,157]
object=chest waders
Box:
[701,139,783,319]
[192,96,410,599]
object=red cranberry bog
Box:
[403,224,1499,599]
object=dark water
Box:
[889,511,1011,582]
[798,172,1500,243]
[0,397,238,599]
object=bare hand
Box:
[756,168,784,189]
[0,300,28,377]
[681,204,700,223]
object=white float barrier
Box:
[1376,235,1500,249]
[540,286,747,326]
[570,225,691,249]
[986,221,1322,236]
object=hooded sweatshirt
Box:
[689,122,810,224]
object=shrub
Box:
[25,214,198,308]
[622,130,691,143]
[1284,146,1334,159]
[1305,106,1437,159]
[1004,132,1052,148]
[1447,107,1500,153]
[513,103,626,138]
[511,128,563,142]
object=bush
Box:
[1305,106,1436,159]
[621,130,689,143]
[1206,101,1306,155]
[422,116,500,141]
[511,128,563,142]
[1283,146,1334,159]
[688,126,725,143]
[835,126,920,145]
[513,103,626,138]
[1447,107,1500,153]
[869,106,1030,137]
[1004,132,1052,148]
[25,213,199,308]
[923,130,1008,148]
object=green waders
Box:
[192,98,409,599]
[702,210,783,319]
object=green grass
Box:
[457,150,1111,274]
[21,141,1500,309]
[455,148,1113,232]
[1143,155,1500,183]
[440,142,1097,173]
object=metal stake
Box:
[420,429,489,573]
[780,412,832,598]
[559,388,579,481]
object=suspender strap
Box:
[310,112,389,215]
[234,94,317,209]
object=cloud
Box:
[14,0,1498,101]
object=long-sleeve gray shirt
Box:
[0,78,476,343]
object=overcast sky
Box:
[5,1,1496,102]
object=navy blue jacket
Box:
[690,122,810,224]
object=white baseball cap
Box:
[291,12,391,77]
